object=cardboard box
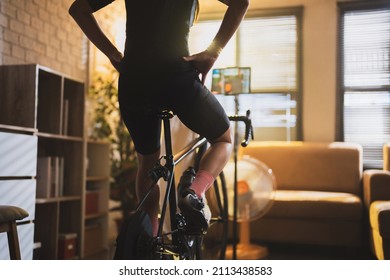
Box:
[85,191,99,215]
[58,233,77,259]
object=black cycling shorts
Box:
[118,59,230,155]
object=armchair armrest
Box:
[363,169,390,207]
[370,201,390,237]
[370,200,390,260]
[384,143,390,171]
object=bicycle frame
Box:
[134,109,253,259]
[158,110,208,242]
[134,110,208,258]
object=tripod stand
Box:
[228,94,254,259]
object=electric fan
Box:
[224,155,276,260]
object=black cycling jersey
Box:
[87,0,197,63]
[87,0,230,155]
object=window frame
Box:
[197,6,304,140]
[337,0,390,168]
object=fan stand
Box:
[226,204,269,260]
[231,94,239,259]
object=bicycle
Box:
[113,109,253,260]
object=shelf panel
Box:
[35,198,57,205]
[37,132,84,142]
[85,212,108,220]
[58,196,82,202]
[0,124,37,134]
[36,195,81,204]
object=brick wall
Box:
[89,0,126,77]
[0,0,88,81]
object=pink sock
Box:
[190,170,215,198]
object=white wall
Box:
[199,0,359,142]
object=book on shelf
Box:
[58,157,64,196]
[36,156,65,198]
[51,157,59,197]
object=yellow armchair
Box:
[363,143,390,260]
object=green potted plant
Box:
[88,70,138,221]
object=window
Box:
[339,2,390,168]
[189,8,302,141]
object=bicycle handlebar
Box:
[228,110,254,147]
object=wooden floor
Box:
[106,235,377,260]
[263,242,375,260]
[202,241,376,260]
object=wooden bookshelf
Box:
[0,64,109,260]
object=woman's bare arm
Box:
[69,0,122,70]
[183,0,250,84]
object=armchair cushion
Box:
[242,141,362,195]
[363,170,390,207]
[266,190,362,220]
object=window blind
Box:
[341,6,390,168]
[188,11,301,141]
[239,16,298,92]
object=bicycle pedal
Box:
[176,213,207,235]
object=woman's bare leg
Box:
[198,127,233,178]
[178,127,232,231]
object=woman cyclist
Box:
[69,0,249,237]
